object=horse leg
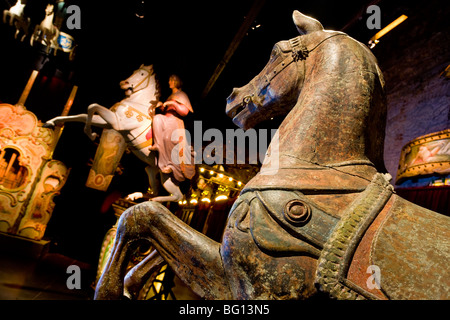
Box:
[125,155,160,201]
[52,29,59,56]
[85,103,119,141]
[150,174,182,202]
[123,249,165,299]
[44,114,109,128]
[95,201,232,300]
[30,25,38,46]
[14,24,20,39]
[145,163,161,196]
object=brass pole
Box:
[50,85,78,156]
[17,70,39,106]
[201,0,266,99]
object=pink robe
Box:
[152,90,195,182]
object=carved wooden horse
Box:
[95,11,449,300]
[30,3,59,53]
[3,0,30,41]
[45,65,186,202]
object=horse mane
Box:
[154,72,161,102]
[146,64,161,102]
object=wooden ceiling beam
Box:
[201,0,266,99]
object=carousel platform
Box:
[0,233,94,300]
[0,232,200,300]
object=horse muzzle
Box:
[226,85,263,130]
[120,80,133,96]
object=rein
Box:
[241,33,347,106]
[130,68,153,94]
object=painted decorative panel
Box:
[0,103,69,240]
[396,129,450,182]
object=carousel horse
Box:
[45,64,188,203]
[95,11,449,300]
[3,0,30,41]
[30,3,59,53]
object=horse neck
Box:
[274,34,387,174]
[249,35,387,197]
[42,14,54,28]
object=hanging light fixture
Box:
[200,187,212,203]
[189,190,199,205]
[135,0,145,19]
[215,185,230,202]
[369,14,408,48]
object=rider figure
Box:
[148,74,195,196]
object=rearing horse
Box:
[30,3,59,52]
[95,11,449,300]
[46,64,186,202]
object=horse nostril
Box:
[284,200,311,225]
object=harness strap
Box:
[315,173,394,300]
[130,137,153,150]
[125,121,153,144]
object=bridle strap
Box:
[265,33,347,88]
[130,68,153,94]
[242,33,347,106]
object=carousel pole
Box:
[50,85,78,157]
[17,70,39,106]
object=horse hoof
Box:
[161,166,173,174]
[42,122,55,128]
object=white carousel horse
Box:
[3,0,30,41]
[45,65,185,202]
[3,0,25,25]
[30,3,59,53]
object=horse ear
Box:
[292,10,324,35]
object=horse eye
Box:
[270,47,279,58]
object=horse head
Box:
[120,64,159,99]
[226,11,386,176]
[226,12,323,130]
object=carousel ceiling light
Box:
[215,195,228,201]
[201,198,211,203]
[135,0,145,19]
[368,14,408,48]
